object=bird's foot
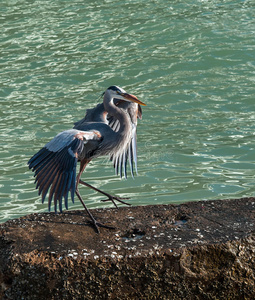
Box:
[75,188,115,233]
[88,219,115,233]
[101,195,131,208]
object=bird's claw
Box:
[101,196,131,208]
[88,219,115,233]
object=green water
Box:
[1,0,255,222]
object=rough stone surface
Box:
[0,197,255,299]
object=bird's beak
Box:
[121,93,146,106]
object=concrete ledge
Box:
[1,197,255,299]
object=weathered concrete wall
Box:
[1,197,255,299]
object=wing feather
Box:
[39,162,59,199]
[28,129,100,212]
[108,102,142,178]
[119,153,123,179]
[128,143,134,178]
[131,128,138,175]
[114,156,119,176]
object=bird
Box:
[28,86,146,232]
[74,95,143,178]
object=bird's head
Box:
[104,85,146,106]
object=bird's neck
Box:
[104,97,131,134]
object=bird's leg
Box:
[76,160,115,233]
[75,188,114,233]
[78,179,131,208]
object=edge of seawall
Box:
[1,197,255,299]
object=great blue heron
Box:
[28,86,146,232]
[74,94,143,178]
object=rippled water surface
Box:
[1,0,255,222]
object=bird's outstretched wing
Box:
[108,100,142,178]
[28,129,101,213]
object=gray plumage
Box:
[28,85,145,232]
[74,98,142,178]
